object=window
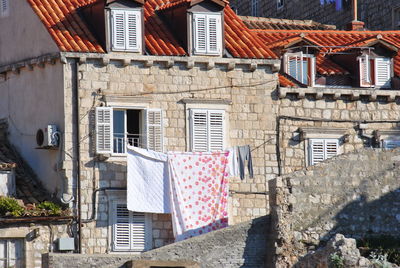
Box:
[277,0,284,9]
[0,239,24,268]
[95,107,163,154]
[308,138,339,166]
[359,55,391,88]
[382,140,400,149]
[0,0,9,17]
[284,52,315,86]
[111,202,151,252]
[190,109,224,152]
[251,0,259,16]
[192,13,222,56]
[110,9,142,52]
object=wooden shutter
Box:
[111,10,126,50]
[374,57,391,88]
[208,110,224,151]
[145,109,163,152]
[191,110,208,152]
[126,10,141,51]
[207,14,222,54]
[95,107,113,154]
[309,139,339,165]
[193,14,207,54]
[359,55,372,87]
[113,203,147,252]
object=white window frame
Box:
[359,55,392,88]
[188,109,226,152]
[109,198,152,253]
[95,106,163,155]
[192,12,223,56]
[0,0,9,18]
[110,9,142,52]
[251,0,259,16]
[284,52,316,86]
[307,138,339,166]
[0,238,24,268]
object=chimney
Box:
[346,0,365,31]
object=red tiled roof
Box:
[27,0,276,59]
[279,74,297,88]
[240,16,336,31]
[254,29,400,76]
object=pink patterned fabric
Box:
[168,151,230,241]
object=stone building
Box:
[2,0,400,266]
[230,0,400,31]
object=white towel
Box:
[127,146,170,214]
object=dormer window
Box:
[359,55,391,88]
[284,52,316,86]
[110,9,142,52]
[192,13,223,56]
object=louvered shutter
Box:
[207,14,222,54]
[325,139,339,159]
[111,10,126,50]
[113,203,147,252]
[208,110,224,151]
[145,109,163,152]
[374,58,391,88]
[288,56,299,80]
[191,110,208,152]
[309,139,325,165]
[0,0,9,17]
[359,55,372,87]
[383,140,400,149]
[95,107,113,154]
[193,14,207,54]
[126,10,141,51]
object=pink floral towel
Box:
[168,151,230,241]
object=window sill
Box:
[279,87,400,102]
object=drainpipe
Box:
[71,59,82,253]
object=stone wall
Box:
[0,222,70,268]
[44,215,271,268]
[62,55,278,254]
[231,0,400,31]
[269,149,400,267]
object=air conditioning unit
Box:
[36,124,59,148]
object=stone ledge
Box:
[180,98,232,105]
[279,87,400,102]
[126,260,199,268]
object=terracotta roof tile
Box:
[27,0,275,59]
[279,73,298,88]
[241,16,336,31]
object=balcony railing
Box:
[113,133,142,154]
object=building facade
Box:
[231,0,400,31]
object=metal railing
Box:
[113,133,142,154]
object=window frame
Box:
[307,138,340,166]
[109,8,143,52]
[251,0,259,16]
[284,52,316,86]
[191,12,223,56]
[109,198,152,253]
[277,0,284,10]
[0,238,24,268]
[359,55,392,88]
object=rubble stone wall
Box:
[269,149,400,267]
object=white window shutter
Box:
[113,204,147,252]
[208,110,224,151]
[193,14,207,54]
[112,10,126,50]
[125,10,141,51]
[359,55,371,87]
[191,110,208,152]
[207,14,222,54]
[95,107,113,154]
[325,139,339,159]
[374,58,391,88]
[145,109,163,152]
[309,139,325,166]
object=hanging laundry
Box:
[168,151,230,241]
[226,147,239,177]
[127,146,170,214]
[238,145,254,180]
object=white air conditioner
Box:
[36,124,59,148]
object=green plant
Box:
[329,252,344,268]
[37,201,62,216]
[358,236,400,265]
[0,197,24,217]
[370,251,393,268]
